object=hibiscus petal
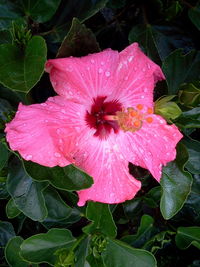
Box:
[117,115,183,181]
[5,96,86,167]
[109,43,165,107]
[74,135,141,206]
[45,49,119,103]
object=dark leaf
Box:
[57,17,100,58]
[160,143,193,219]
[7,157,48,221]
[0,36,47,92]
[83,202,117,238]
[24,160,93,191]
[102,238,157,267]
[20,228,76,265]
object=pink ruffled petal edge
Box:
[5,96,86,167]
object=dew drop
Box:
[141,95,145,99]
[90,59,95,64]
[98,68,103,74]
[101,61,105,65]
[41,103,47,106]
[54,152,61,158]
[105,71,110,77]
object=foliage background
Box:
[0,0,200,266]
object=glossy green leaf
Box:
[83,202,117,238]
[24,161,93,191]
[0,221,15,247]
[182,138,200,174]
[0,98,13,120]
[189,3,200,31]
[57,17,100,58]
[175,226,200,249]
[179,83,200,108]
[47,0,109,43]
[144,230,175,254]
[175,107,200,128]
[6,198,21,219]
[0,30,12,44]
[165,1,183,21]
[129,24,176,62]
[87,253,105,267]
[5,236,29,267]
[0,142,8,170]
[0,176,9,199]
[160,143,193,219]
[154,95,182,122]
[102,238,157,267]
[20,228,76,265]
[43,187,73,221]
[0,0,21,30]
[7,158,48,221]
[0,36,47,92]
[121,215,157,248]
[162,49,200,94]
[74,236,90,267]
[21,0,61,23]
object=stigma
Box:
[104,104,154,133]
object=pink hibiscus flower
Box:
[5,43,183,206]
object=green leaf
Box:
[43,187,73,221]
[7,157,48,221]
[6,198,21,219]
[0,30,12,44]
[74,236,90,267]
[83,202,117,238]
[165,1,183,21]
[5,236,29,267]
[57,17,100,58]
[0,0,21,30]
[0,98,13,121]
[121,215,157,248]
[175,107,200,128]
[144,230,175,254]
[0,142,9,170]
[182,138,200,174]
[0,221,15,247]
[160,143,193,219]
[175,226,200,249]
[188,2,200,31]
[102,239,157,267]
[0,35,47,92]
[46,0,109,43]
[129,24,175,62]
[24,161,93,191]
[178,83,200,108]
[87,253,105,267]
[154,95,182,122]
[162,49,200,94]
[21,0,61,23]
[20,228,76,265]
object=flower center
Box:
[86,98,154,138]
[85,96,122,139]
[105,104,154,132]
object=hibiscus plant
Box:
[0,0,200,267]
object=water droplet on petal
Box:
[54,152,61,158]
[90,59,95,64]
[61,109,66,114]
[141,95,145,99]
[56,129,61,134]
[101,61,105,65]
[98,68,103,74]
[105,71,110,77]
